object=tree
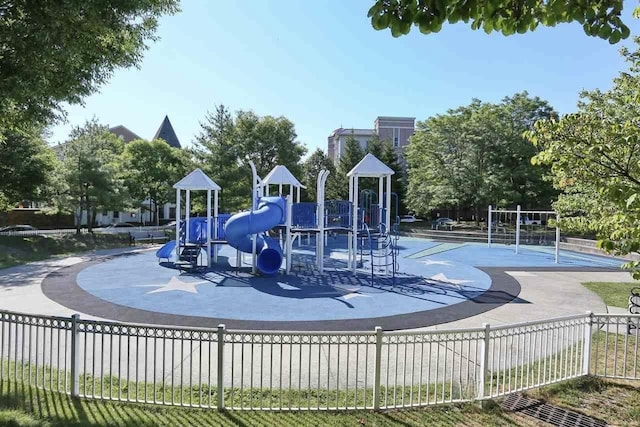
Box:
[334,135,366,200]
[195,106,307,212]
[60,120,126,233]
[0,126,58,213]
[407,94,557,223]
[368,0,633,44]
[122,139,192,225]
[492,92,558,208]
[0,0,179,135]
[380,140,407,216]
[527,38,640,276]
[301,149,337,201]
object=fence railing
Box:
[0,310,637,410]
[0,225,173,238]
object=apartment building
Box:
[327,116,415,164]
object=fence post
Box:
[582,311,593,375]
[70,314,80,397]
[373,326,383,410]
[217,324,225,410]
[477,323,490,402]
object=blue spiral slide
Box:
[224,196,286,275]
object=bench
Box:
[129,230,169,245]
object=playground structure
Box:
[156,154,401,280]
[487,205,560,263]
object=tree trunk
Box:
[474,205,480,227]
[75,200,83,235]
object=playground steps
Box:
[175,245,202,272]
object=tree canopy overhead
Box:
[368,0,633,43]
[0,0,179,131]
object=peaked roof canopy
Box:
[173,169,221,191]
[262,165,305,188]
[153,115,181,148]
[347,153,395,178]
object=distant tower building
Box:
[153,115,181,148]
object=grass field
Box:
[0,234,131,269]
[0,377,636,426]
[582,281,638,308]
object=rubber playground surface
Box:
[43,236,624,331]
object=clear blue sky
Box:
[49,0,640,155]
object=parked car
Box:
[0,225,37,233]
[400,215,422,223]
[431,218,455,229]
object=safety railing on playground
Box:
[0,310,637,410]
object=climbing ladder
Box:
[359,220,399,286]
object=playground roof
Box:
[173,168,221,191]
[262,165,305,188]
[347,153,395,178]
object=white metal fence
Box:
[0,310,637,410]
[0,226,171,238]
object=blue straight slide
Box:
[224,196,286,275]
[156,239,177,260]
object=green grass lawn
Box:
[582,281,638,308]
[0,234,132,269]
[0,377,636,426]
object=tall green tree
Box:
[0,0,179,135]
[368,0,632,43]
[407,94,556,222]
[379,140,406,216]
[122,139,192,225]
[334,135,366,200]
[492,92,558,208]
[527,38,640,277]
[60,120,126,233]
[0,126,58,213]
[407,100,496,222]
[301,149,337,201]
[195,106,307,211]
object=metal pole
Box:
[207,189,211,268]
[175,189,181,260]
[515,205,521,255]
[352,176,359,274]
[487,205,492,248]
[348,175,353,269]
[478,323,490,401]
[373,326,383,410]
[385,175,391,230]
[185,190,191,245]
[214,190,219,263]
[555,214,560,264]
[70,314,80,397]
[286,196,292,274]
[217,324,225,410]
[582,312,593,375]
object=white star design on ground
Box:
[341,292,370,300]
[429,273,473,290]
[144,276,210,294]
[421,259,453,266]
